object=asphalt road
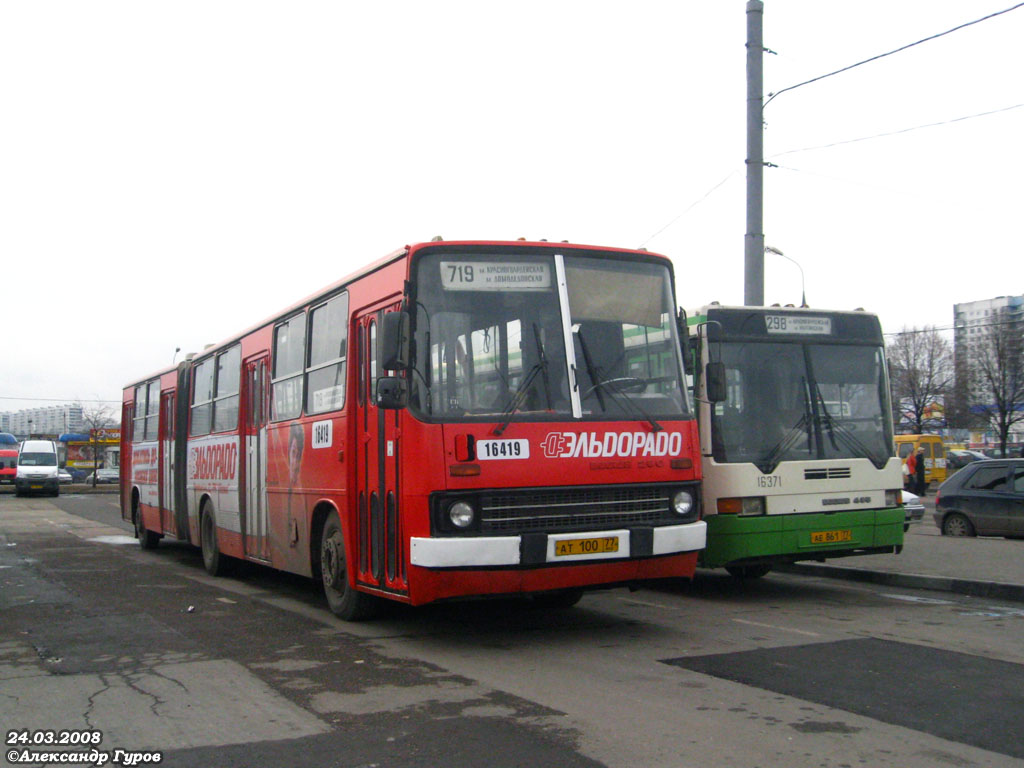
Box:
[2,492,1023,768]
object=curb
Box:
[779,562,1024,604]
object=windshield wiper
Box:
[757,376,813,473]
[813,384,878,461]
[574,326,607,411]
[493,324,551,436]
[574,326,662,432]
[758,413,811,473]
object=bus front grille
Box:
[804,467,851,480]
[478,485,684,534]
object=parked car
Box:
[85,468,120,484]
[902,489,925,532]
[58,467,74,484]
[933,458,1024,537]
[946,449,989,472]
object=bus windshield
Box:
[410,250,690,423]
[711,341,892,471]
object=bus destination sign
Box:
[764,315,832,336]
[440,261,551,291]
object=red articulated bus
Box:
[121,240,705,619]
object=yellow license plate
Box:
[30,485,43,490]
[555,536,619,557]
[811,529,853,544]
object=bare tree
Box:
[887,326,953,434]
[78,401,116,487]
[968,313,1024,455]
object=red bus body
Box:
[0,449,17,484]
[121,241,705,617]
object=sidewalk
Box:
[781,498,1024,603]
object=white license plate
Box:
[477,439,529,460]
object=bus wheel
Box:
[200,503,230,576]
[942,513,975,537]
[135,510,160,550]
[320,513,376,621]
[726,564,772,579]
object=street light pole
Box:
[744,0,765,306]
[765,246,807,307]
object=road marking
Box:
[881,593,954,605]
[87,535,139,545]
[732,618,821,637]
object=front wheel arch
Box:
[318,509,378,621]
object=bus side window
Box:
[191,360,214,436]
[306,293,349,415]
[213,346,240,432]
[272,314,305,421]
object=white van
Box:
[16,439,61,497]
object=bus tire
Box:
[200,502,230,576]
[135,509,160,550]
[320,513,376,621]
[726,564,772,579]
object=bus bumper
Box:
[405,521,706,604]
[699,507,904,570]
[410,521,705,568]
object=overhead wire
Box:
[764,2,1024,108]
[640,4,1024,247]
[637,168,740,248]
[770,102,1024,159]
[885,317,1024,336]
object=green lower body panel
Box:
[699,507,905,569]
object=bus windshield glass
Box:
[410,250,690,423]
[711,341,892,471]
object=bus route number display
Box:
[764,315,832,335]
[440,261,551,291]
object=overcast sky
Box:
[2,1,1021,416]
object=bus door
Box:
[355,307,406,594]
[243,356,271,562]
[159,391,176,534]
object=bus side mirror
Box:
[705,362,727,403]
[677,308,694,375]
[376,377,408,410]
[380,310,410,371]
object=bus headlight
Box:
[718,497,766,516]
[886,490,900,507]
[448,501,476,529]
[672,490,695,517]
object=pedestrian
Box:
[904,450,916,492]
[914,446,927,497]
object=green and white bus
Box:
[687,305,905,577]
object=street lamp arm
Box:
[765,246,808,307]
